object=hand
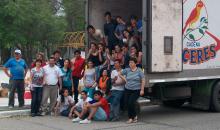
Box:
[114,76,118,81]
[98,48,102,53]
[7,74,12,78]
[68,113,73,119]
[140,90,144,96]
[138,52,143,57]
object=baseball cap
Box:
[14,49,21,54]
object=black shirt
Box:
[104,21,118,45]
[56,58,64,68]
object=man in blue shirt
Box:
[3,49,28,108]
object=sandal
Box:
[133,116,138,123]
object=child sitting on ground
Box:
[54,88,74,117]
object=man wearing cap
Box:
[3,49,28,108]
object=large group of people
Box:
[3,11,145,124]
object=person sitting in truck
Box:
[87,25,105,45]
[86,42,101,67]
[112,44,124,66]
[114,16,126,44]
[98,69,111,96]
[123,29,140,51]
[130,45,142,68]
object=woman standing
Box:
[83,60,96,98]
[119,57,145,123]
[61,59,74,96]
[30,59,45,117]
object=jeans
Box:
[109,90,124,119]
[94,107,107,121]
[83,87,95,99]
[31,87,43,114]
[61,108,70,117]
[124,89,140,119]
[72,76,80,103]
[9,79,25,107]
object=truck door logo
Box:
[183,0,220,67]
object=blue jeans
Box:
[83,87,95,99]
[109,90,124,119]
[93,107,107,121]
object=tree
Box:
[0,0,67,65]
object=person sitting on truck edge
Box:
[119,57,145,123]
[87,25,105,45]
[78,90,110,124]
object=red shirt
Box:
[99,97,110,118]
[71,57,85,78]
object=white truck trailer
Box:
[85,0,220,111]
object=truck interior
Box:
[87,0,142,32]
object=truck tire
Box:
[211,82,220,112]
[162,99,185,107]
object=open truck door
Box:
[143,0,183,73]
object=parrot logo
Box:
[183,0,204,33]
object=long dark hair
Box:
[64,58,71,76]
[60,88,69,103]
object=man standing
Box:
[71,50,85,103]
[104,12,118,51]
[3,49,28,108]
[41,56,63,115]
[53,50,64,68]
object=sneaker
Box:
[41,112,46,116]
[31,113,36,117]
[8,106,14,109]
[79,119,91,124]
[72,117,82,122]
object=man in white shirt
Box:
[109,59,125,121]
[41,56,63,115]
[70,91,92,121]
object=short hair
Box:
[81,90,88,95]
[114,59,121,64]
[104,11,111,17]
[87,60,94,64]
[35,59,42,63]
[74,50,81,55]
[130,15,138,20]
[87,25,95,30]
[129,57,138,64]
[116,16,122,19]
[53,50,61,55]
[93,90,103,97]
[49,56,55,60]
[123,43,129,48]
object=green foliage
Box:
[0,0,67,48]
[63,0,85,31]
